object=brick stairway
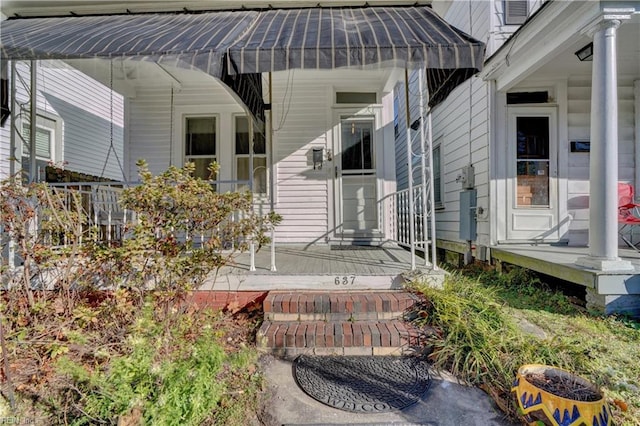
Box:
[257,291,425,358]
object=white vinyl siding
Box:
[10,60,124,180]
[127,70,390,244]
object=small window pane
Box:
[186,117,216,156]
[235,116,265,155]
[336,92,377,104]
[237,157,267,193]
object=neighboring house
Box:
[395,0,640,314]
[0,54,124,181]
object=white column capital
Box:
[581,8,634,37]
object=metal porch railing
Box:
[2,179,272,272]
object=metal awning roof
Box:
[0,11,259,74]
[227,6,483,72]
[0,6,485,121]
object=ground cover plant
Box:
[1,162,278,424]
[408,265,640,425]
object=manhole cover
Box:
[293,355,431,413]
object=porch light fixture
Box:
[575,42,593,61]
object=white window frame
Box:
[433,138,444,209]
[19,112,62,163]
[183,114,218,180]
[233,114,269,196]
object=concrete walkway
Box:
[258,355,516,426]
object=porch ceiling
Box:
[532,19,640,81]
[482,1,639,91]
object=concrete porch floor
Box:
[200,244,432,292]
[490,244,640,315]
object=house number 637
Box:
[335,275,356,285]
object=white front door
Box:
[335,115,379,238]
[506,107,560,241]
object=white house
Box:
[0,1,483,289]
[393,0,640,314]
[0,58,124,182]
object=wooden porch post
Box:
[576,14,633,271]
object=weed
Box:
[408,268,640,425]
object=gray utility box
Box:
[459,189,477,241]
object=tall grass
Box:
[409,267,640,424]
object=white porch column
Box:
[576,17,633,271]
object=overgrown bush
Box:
[1,162,277,423]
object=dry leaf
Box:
[613,399,628,412]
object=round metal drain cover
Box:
[293,355,431,413]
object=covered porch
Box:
[490,244,640,315]
[1,4,485,277]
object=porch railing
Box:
[3,179,272,271]
[378,183,437,269]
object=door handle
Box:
[335,166,339,178]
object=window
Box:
[235,116,267,194]
[184,116,216,179]
[504,0,528,25]
[507,91,548,105]
[336,92,377,104]
[433,144,443,208]
[22,120,54,160]
[21,115,58,182]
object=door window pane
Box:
[516,117,549,206]
[341,119,373,171]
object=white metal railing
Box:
[379,183,437,270]
[1,179,273,271]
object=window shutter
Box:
[505,0,528,25]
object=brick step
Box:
[257,319,424,358]
[263,291,420,321]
